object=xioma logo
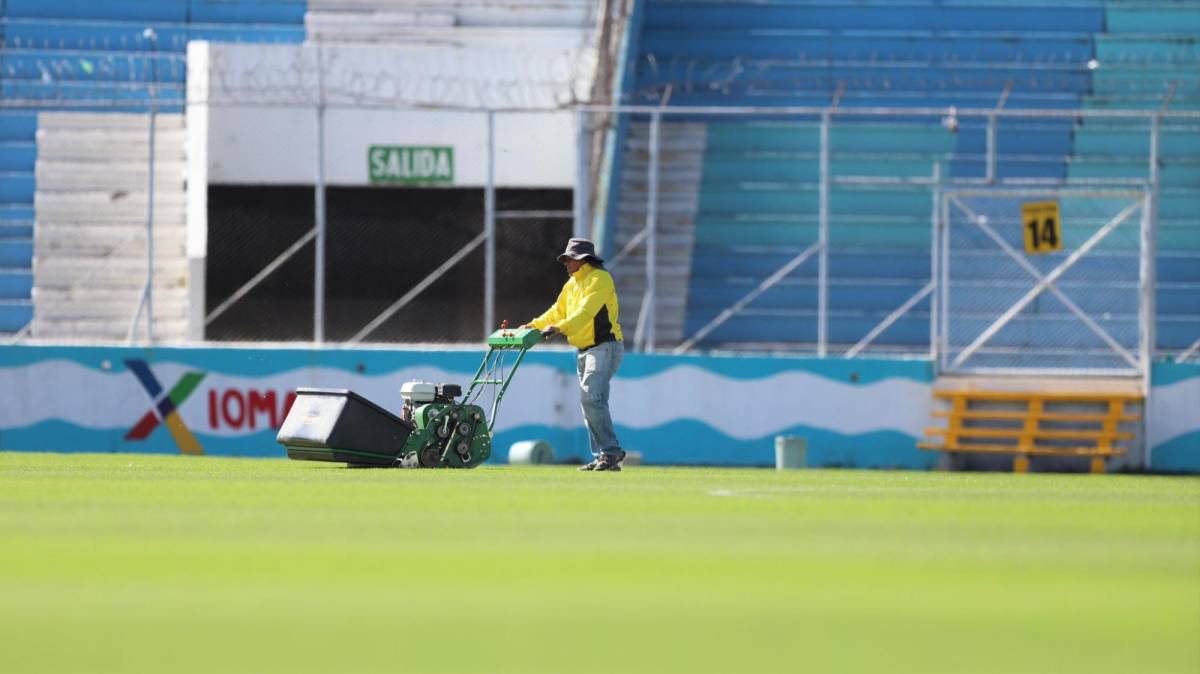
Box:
[124,359,206,455]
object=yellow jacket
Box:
[530,263,623,350]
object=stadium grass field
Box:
[0,453,1197,674]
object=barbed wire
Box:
[203,42,598,109]
[0,40,598,111]
[4,49,1195,113]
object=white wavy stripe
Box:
[0,360,151,429]
[176,364,579,437]
[1147,376,1200,449]
[0,359,570,435]
[0,359,930,440]
[610,365,931,439]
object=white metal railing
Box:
[6,94,1197,367]
[586,104,1195,370]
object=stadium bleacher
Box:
[1070,1,1200,358]
[606,0,1199,359]
[0,0,306,338]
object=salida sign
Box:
[368,145,454,184]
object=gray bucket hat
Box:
[556,237,604,264]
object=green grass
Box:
[1,453,1197,674]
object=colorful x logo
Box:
[124,359,206,455]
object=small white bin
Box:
[774,436,806,470]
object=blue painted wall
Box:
[0,344,936,469]
[1148,361,1200,473]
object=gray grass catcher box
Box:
[277,388,414,466]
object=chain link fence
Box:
[7,93,1195,372]
[205,184,571,344]
[940,189,1148,375]
[586,105,1197,377]
[205,185,314,341]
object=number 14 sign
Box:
[1021,201,1062,254]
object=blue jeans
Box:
[576,341,623,458]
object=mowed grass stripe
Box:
[0,453,1196,674]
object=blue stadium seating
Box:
[0,137,34,171]
[3,0,305,25]
[0,1,306,110]
[1,50,186,82]
[1070,1,1200,355]
[0,0,305,336]
[606,0,1199,358]
[0,109,35,335]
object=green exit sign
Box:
[368,146,454,184]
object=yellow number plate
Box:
[1021,201,1062,254]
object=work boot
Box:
[578,451,625,472]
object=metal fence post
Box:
[485,110,496,337]
[939,190,951,372]
[1139,114,1160,393]
[634,110,661,352]
[128,29,159,344]
[313,44,327,344]
[985,113,997,184]
[574,108,589,239]
[146,30,158,343]
[817,112,830,357]
[930,161,941,363]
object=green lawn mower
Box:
[277,327,543,468]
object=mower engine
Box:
[398,381,491,468]
[277,326,543,468]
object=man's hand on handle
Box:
[522,323,558,339]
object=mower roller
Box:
[277,327,543,468]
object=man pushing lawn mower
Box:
[524,238,627,472]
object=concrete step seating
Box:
[30,111,188,341]
[305,0,594,43]
[31,316,188,341]
[34,291,187,320]
[35,254,188,288]
[36,117,186,162]
[36,224,184,257]
[610,121,704,346]
[36,191,186,225]
[37,161,187,192]
[307,1,594,25]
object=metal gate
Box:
[936,188,1154,377]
